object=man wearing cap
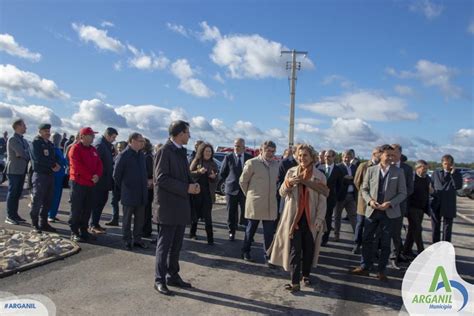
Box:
[29,124,60,232]
[68,127,103,242]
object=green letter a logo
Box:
[429,266,452,292]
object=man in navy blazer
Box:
[219,138,253,240]
[431,154,462,243]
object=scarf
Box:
[288,164,313,238]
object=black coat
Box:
[152,140,193,225]
[113,146,148,207]
[399,162,414,215]
[95,136,114,191]
[318,164,344,207]
[219,152,253,195]
[431,169,462,218]
[337,163,358,201]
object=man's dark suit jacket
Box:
[95,136,114,191]
[152,140,193,225]
[431,169,462,218]
[277,157,298,192]
[398,162,414,216]
[219,152,253,195]
[318,164,344,207]
[337,163,358,201]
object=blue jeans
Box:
[48,173,64,219]
[241,219,275,259]
[361,210,393,273]
[6,173,26,219]
[354,214,365,245]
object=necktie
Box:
[326,166,330,179]
[237,154,242,170]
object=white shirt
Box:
[234,152,244,167]
[171,139,182,149]
[344,163,354,193]
[380,164,390,178]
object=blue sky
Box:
[0,0,472,161]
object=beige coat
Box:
[239,156,279,221]
[354,161,374,215]
[268,166,327,271]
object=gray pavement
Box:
[0,184,473,315]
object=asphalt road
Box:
[0,184,473,316]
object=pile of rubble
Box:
[0,229,79,275]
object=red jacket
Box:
[68,142,103,187]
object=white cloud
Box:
[453,129,474,147]
[191,116,214,131]
[222,89,234,101]
[322,74,354,89]
[0,102,63,129]
[96,92,107,99]
[198,21,222,42]
[0,64,70,100]
[0,33,41,62]
[328,118,379,144]
[387,60,463,99]
[166,23,189,37]
[127,45,169,71]
[213,72,225,83]
[300,90,418,121]
[170,59,214,98]
[468,20,474,35]
[394,85,415,96]
[72,99,127,128]
[295,123,319,133]
[101,21,115,28]
[295,117,323,125]
[204,21,313,79]
[409,0,443,19]
[72,23,124,53]
[113,61,122,71]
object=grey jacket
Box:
[361,164,407,219]
[6,133,30,175]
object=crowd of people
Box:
[1,118,464,295]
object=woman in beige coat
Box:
[268,144,329,293]
[239,140,279,263]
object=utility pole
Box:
[281,49,307,148]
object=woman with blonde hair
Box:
[268,144,329,293]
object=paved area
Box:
[0,184,473,315]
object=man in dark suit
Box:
[153,120,200,296]
[334,150,358,241]
[276,146,297,217]
[319,149,344,246]
[389,144,413,270]
[219,138,253,241]
[351,144,407,282]
[431,154,462,243]
[90,127,117,234]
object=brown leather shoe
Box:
[89,226,105,235]
[377,272,389,282]
[350,267,370,276]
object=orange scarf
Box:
[289,164,313,238]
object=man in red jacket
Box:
[68,127,103,242]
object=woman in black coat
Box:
[189,143,218,244]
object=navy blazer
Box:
[219,152,253,195]
[431,169,462,218]
[337,163,358,201]
[318,164,344,206]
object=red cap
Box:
[79,127,98,136]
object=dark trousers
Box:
[226,190,247,234]
[403,207,425,254]
[155,224,186,285]
[6,173,26,219]
[30,173,54,226]
[390,216,403,261]
[190,191,213,242]
[90,189,109,227]
[354,214,365,245]
[110,184,121,222]
[361,211,393,273]
[69,181,94,235]
[321,200,336,244]
[122,205,145,242]
[241,219,275,259]
[289,216,315,284]
[143,189,154,236]
[431,208,454,243]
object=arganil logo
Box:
[402,242,473,315]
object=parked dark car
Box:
[457,171,474,199]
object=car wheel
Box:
[216,180,225,196]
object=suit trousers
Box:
[321,200,336,244]
[226,190,247,234]
[90,188,109,227]
[143,189,154,236]
[389,216,404,261]
[354,214,365,246]
[403,207,425,254]
[289,216,315,284]
[110,184,121,222]
[30,172,54,226]
[6,173,26,219]
[431,207,454,243]
[155,224,186,285]
[122,205,145,242]
[361,211,393,273]
[69,181,94,235]
[241,219,275,259]
[334,194,357,235]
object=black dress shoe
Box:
[81,232,97,241]
[32,225,42,233]
[71,233,85,242]
[40,223,57,233]
[15,216,27,222]
[241,252,253,262]
[105,220,119,226]
[134,241,149,249]
[167,277,192,288]
[124,241,132,250]
[154,283,173,296]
